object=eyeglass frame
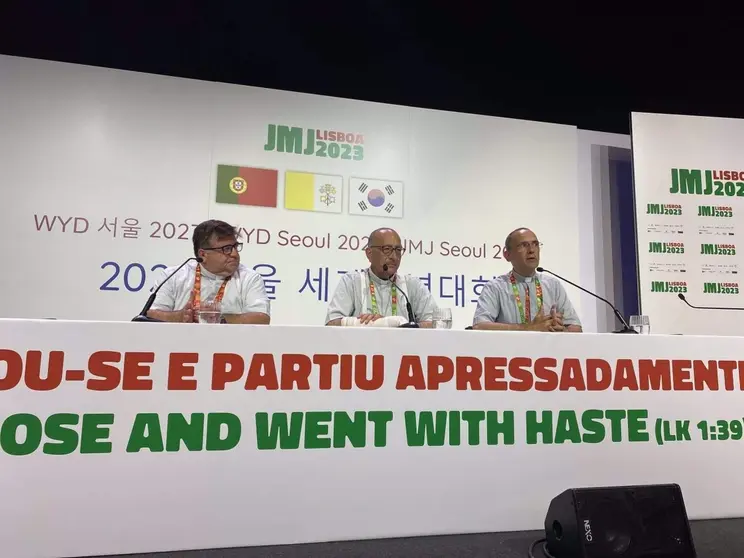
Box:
[512,241,543,251]
[201,242,243,255]
[369,244,406,256]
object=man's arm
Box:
[224,313,270,325]
[471,281,509,330]
[473,316,554,332]
[473,321,525,331]
[230,272,272,325]
[407,276,435,328]
[146,267,190,322]
[555,282,583,333]
[325,274,355,326]
[147,309,189,322]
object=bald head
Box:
[503,227,541,276]
[368,227,400,246]
[365,227,404,278]
[504,227,533,251]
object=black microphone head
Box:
[678,293,685,300]
[196,256,204,263]
[536,266,545,272]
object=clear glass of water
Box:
[629,315,650,334]
[433,308,453,329]
[196,300,222,324]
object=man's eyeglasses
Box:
[370,245,406,256]
[514,241,543,251]
[203,242,243,255]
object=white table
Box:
[0,319,741,558]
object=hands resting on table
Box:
[528,306,566,332]
[340,315,409,328]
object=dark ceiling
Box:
[0,3,739,135]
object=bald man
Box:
[473,227,582,332]
[326,228,438,327]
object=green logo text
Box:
[264,124,364,161]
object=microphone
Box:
[383,264,419,328]
[536,266,637,334]
[132,256,203,322]
[678,292,744,311]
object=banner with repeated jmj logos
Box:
[632,112,744,335]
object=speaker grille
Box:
[576,485,695,557]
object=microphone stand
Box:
[132,257,202,322]
[536,267,638,334]
[382,264,419,328]
[678,293,744,311]
[397,296,420,328]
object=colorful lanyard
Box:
[509,271,543,324]
[368,270,398,316]
[191,264,230,320]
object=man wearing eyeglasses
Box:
[326,227,437,327]
[147,219,271,324]
[472,227,581,332]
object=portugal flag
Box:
[216,165,278,207]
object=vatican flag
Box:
[348,177,404,218]
[284,171,343,214]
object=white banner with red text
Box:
[2,319,744,557]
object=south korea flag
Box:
[348,177,404,218]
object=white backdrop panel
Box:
[0,55,581,329]
[632,112,744,335]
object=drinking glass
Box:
[196,300,222,324]
[629,315,650,334]
[433,308,453,329]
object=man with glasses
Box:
[147,219,270,324]
[472,227,581,332]
[326,227,437,327]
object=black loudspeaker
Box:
[544,484,696,558]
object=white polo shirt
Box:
[150,260,270,316]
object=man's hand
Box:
[222,313,271,325]
[358,313,384,325]
[525,312,554,332]
[548,306,565,332]
[179,297,194,323]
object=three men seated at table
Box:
[147,220,271,324]
[151,220,581,331]
[472,227,582,332]
[325,227,438,327]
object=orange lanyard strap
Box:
[509,272,543,323]
[191,265,230,316]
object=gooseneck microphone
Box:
[383,264,419,328]
[536,266,637,334]
[678,292,744,311]
[132,256,203,323]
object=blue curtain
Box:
[610,157,640,317]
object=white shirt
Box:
[473,270,580,326]
[150,260,270,316]
[325,268,437,324]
